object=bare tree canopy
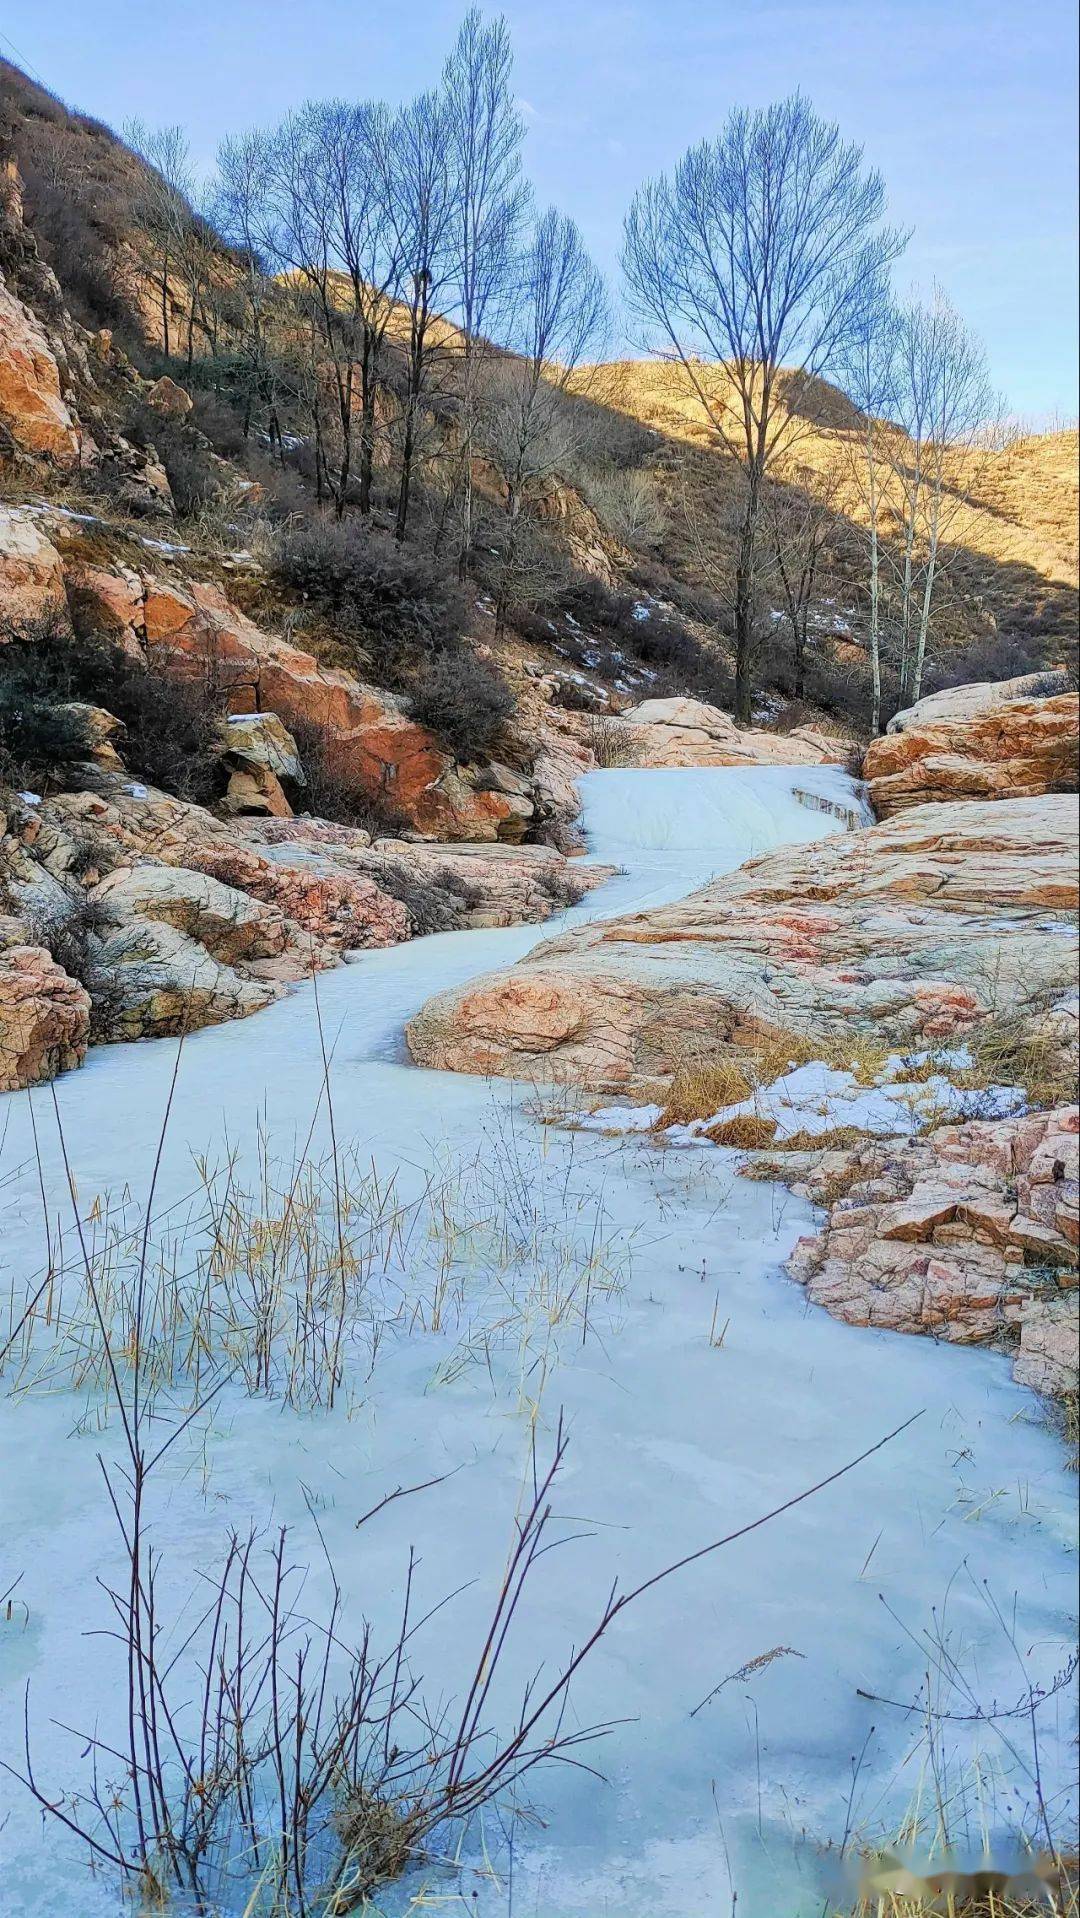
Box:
[439,11,529,572]
[623,95,906,721]
[483,206,609,629]
[888,289,1000,704]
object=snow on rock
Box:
[671,1060,1027,1146]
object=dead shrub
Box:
[536,865,588,910]
[583,712,637,768]
[409,649,516,763]
[766,1125,870,1153]
[288,718,409,836]
[369,859,484,937]
[273,515,468,686]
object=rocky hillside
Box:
[575,358,1079,681]
[2,56,1076,721]
[0,129,852,1092]
[1,61,1077,1108]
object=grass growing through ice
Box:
[1,1108,632,1426]
[0,1053,929,1916]
[826,1567,1078,1918]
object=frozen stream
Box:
[0,765,1076,1916]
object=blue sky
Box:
[3,0,1077,418]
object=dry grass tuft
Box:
[1058,1391,1079,1472]
[656,1030,823,1128]
[657,1057,753,1127]
[704,1113,779,1148]
[767,1125,871,1153]
[838,1856,1079,1917]
[746,1027,822,1083]
[817,1032,897,1087]
[958,1015,1077,1112]
[328,1789,418,1909]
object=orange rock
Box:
[141,576,523,839]
[407,795,1079,1085]
[864,684,1079,817]
[65,559,145,654]
[0,505,69,626]
[784,1107,1078,1394]
[146,375,193,420]
[0,945,90,1090]
[0,276,81,465]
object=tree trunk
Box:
[864,426,884,735]
[911,492,942,706]
[459,449,474,583]
[396,403,416,543]
[732,471,760,726]
[869,521,882,734]
[396,317,425,543]
[160,255,170,359]
[793,622,806,702]
[358,338,376,517]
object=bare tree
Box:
[623,96,905,722]
[442,8,528,576]
[211,128,284,444]
[482,206,608,631]
[124,119,195,357]
[888,290,1000,705]
[258,104,378,516]
[766,455,844,702]
[319,97,403,514]
[839,287,900,731]
[383,89,457,541]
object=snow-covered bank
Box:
[0,765,1075,1918]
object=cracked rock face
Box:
[0,940,91,1090]
[90,916,280,1042]
[406,794,1080,1086]
[0,275,82,465]
[864,677,1079,817]
[0,503,70,625]
[778,1106,1078,1398]
[0,500,545,843]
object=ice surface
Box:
[0,764,1074,1917]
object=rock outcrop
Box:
[774,1106,1078,1400]
[0,937,90,1090]
[0,502,547,842]
[0,273,82,465]
[610,696,842,769]
[863,676,1079,817]
[0,503,70,626]
[407,794,1080,1086]
[0,751,604,1084]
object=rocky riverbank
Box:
[407,675,1079,1409]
